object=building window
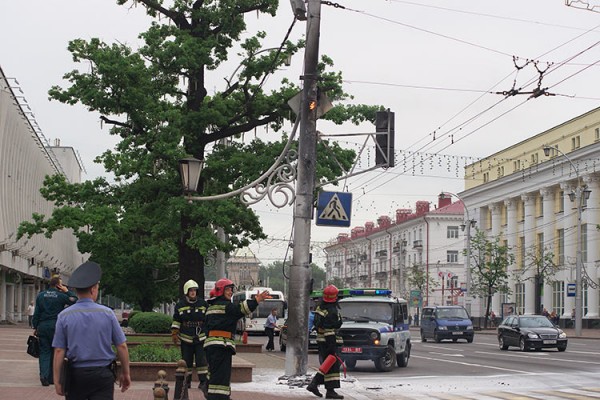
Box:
[537,233,544,258]
[537,196,543,217]
[552,281,564,316]
[447,226,459,239]
[557,229,565,265]
[483,172,489,183]
[595,127,600,142]
[519,236,525,268]
[571,136,580,150]
[531,153,539,165]
[558,191,564,213]
[582,224,588,263]
[447,250,459,263]
[513,160,521,172]
[497,166,504,178]
[515,283,525,315]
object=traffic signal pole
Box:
[285,0,322,377]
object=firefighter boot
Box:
[198,380,208,399]
[325,389,344,399]
[306,375,323,398]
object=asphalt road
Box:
[252,330,600,397]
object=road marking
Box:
[428,352,465,357]
[475,351,600,365]
[410,355,531,374]
[533,389,600,399]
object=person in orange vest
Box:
[203,279,269,400]
[307,284,344,399]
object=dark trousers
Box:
[28,315,33,328]
[265,327,275,350]
[37,321,55,383]
[67,366,114,400]
[205,346,233,400]
[181,340,208,382]
[316,342,341,390]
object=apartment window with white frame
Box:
[515,283,525,315]
[582,224,588,263]
[531,153,539,165]
[483,172,489,183]
[552,281,564,316]
[595,127,600,142]
[447,250,459,263]
[571,136,580,150]
[557,229,565,265]
[447,226,459,239]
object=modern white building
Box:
[0,66,85,322]
[460,106,600,326]
[324,195,466,310]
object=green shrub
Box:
[128,312,172,334]
[129,344,181,362]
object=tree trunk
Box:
[179,213,205,296]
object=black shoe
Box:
[307,383,322,398]
[326,390,344,399]
[199,381,208,398]
[40,378,50,386]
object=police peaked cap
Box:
[68,261,102,289]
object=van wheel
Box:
[434,333,442,343]
[397,342,410,368]
[374,345,395,372]
[344,359,356,370]
[420,330,427,342]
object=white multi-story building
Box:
[0,66,84,322]
[324,195,466,309]
[461,106,600,325]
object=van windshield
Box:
[435,308,469,319]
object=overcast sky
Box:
[2,0,600,270]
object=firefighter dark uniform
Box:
[171,279,209,395]
[203,279,269,400]
[32,276,77,386]
[307,285,344,399]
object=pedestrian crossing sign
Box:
[316,191,352,227]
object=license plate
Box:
[452,332,463,335]
[543,340,557,344]
[341,347,362,353]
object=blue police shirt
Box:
[53,298,126,368]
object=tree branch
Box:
[100,115,132,129]
[136,0,190,29]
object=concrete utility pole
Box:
[285,0,321,376]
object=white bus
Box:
[232,287,286,334]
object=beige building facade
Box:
[461,106,600,324]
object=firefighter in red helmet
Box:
[203,278,269,400]
[307,284,344,399]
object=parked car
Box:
[497,315,567,352]
[420,306,474,343]
[279,318,318,352]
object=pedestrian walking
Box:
[204,278,269,400]
[307,284,344,399]
[32,276,77,386]
[52,261,131,399]
[27,301,35,328]
[264,308,278,351]
[171,279,209,396]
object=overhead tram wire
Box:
[347,35,600,193]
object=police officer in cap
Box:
[52,261,131,399]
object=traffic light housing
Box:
[375,110,395,168]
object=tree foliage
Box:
[406,262,439,302]
[258,261,326,295]
[468,230,514,327]
[18,1,381,310]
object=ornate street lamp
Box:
[178,157,204,193]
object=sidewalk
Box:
[0,322,359,400]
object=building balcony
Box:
[413,240,423,249]
[375,271,387,280]
[359,275,369,281]
[375,249,388,258]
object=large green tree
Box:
[468,230,514,328]
[18,1,379,310]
